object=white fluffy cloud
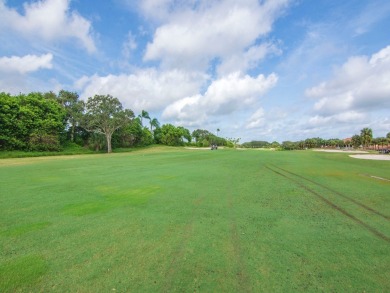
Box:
[308,111,367,127]
[76,69,278,129]
[246,108,266,129]
[218,43,282,76]
[143,0,290,72]
[162,72,278,125]
[137,0,178,21]
[76,69,208,112]
[306,45,390,116]
[0,53,53,74]
[0,0,95,53]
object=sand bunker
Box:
[349,154,390,161]
[313,149,368,153]
[313,149,389,160]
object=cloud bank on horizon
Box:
[0,0,389,142]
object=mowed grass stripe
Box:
[1,147,390,291]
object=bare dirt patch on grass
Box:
[0,155,87,167]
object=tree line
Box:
[0,91,230,153]
[243,128,390,150]
[3,91,386,153]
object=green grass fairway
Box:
[1,147,389,292]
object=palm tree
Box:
[150,118,160,132]
[387,132,390,148]
[377,137,387,151]
[140,110,150,127]
[216,128,220,137]
[360,128,373,149]
[371,138,379,150]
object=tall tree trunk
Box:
[71,124,75,142]
[106,133,112,153]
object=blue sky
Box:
[1,0,389,142]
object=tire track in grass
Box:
[162,196,204,292]
[227,182,252,292]
[229,221,252,293]
[265,166,390,244]
[271,165,390,221]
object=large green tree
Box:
[191,128,227,147]
[114,117,154,147]
[351,134,361,148]
[305,138,316,149]
[160,124,181,146]
[160,124,191,146]
[84,95,134,153]
[192,129,211,143]
[281,141,297,150]
[178,126,191,143]
[58,90,85,142]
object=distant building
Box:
[343,137,352,149]
[343,137,352,144]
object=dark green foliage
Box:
[351,134,361,147]
[160,124,192,146]
[278,137,352,150]
[58,90,85,143]
[112,117,154,148]
[150,117,160,132]
[28,131,61,151]
[161,124,183,146]
[177,126,191,143]
[112,123,136,148]
[192,129,212,143]
[282,141,296,150]
[242,140,270,148]
[153,125,162,144]
[0,92,24,149]
[0,92,66,151]
[141,128,154,145]
[191,128,227,146]
[1,91,165,153]
[88,132,106,151]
